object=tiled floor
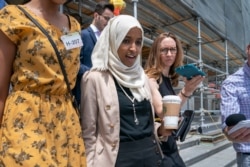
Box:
[178,134,237,167]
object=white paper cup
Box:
[162,95,181,129]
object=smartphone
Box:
[175,64,205,80]
[173,110,195,142]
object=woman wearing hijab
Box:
[80,15,166,167]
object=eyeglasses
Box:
[100,14,113,21]
[160,47,177,54]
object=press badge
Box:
[61,32,83,50]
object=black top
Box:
[158,75,179,154]
[158,75,176,96]
[114,79,153,142]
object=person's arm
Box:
[220,80,250,142]
[80,71,98,167]
[148,78,163,118]
[0,30,16,125]
[178,75,204,106]
[223,126,250,143]
[148,78,172,137]
[72,64,89,105]
[149,75,204,117]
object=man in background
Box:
[220,44,250,167]
[80,1,114,67]
[73,1,114,105]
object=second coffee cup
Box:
[162,95,181,129]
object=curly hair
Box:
[144,32,183,87]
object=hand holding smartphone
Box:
[175,64,205,80]
[173,110,195,142]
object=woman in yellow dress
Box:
[0,0,86,166]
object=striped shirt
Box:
[220,62,250,153]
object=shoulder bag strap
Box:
[17,5,79,112]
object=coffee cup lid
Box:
[162,95,181,103]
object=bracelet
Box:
[155,118,162,123]
[158,135,168,142]
[181,90,191,98]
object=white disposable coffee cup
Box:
[162,95,181,129]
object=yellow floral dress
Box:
[0,5,86,167]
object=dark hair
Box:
[95,1,114,15]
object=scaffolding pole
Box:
[132,0,138,19]
[78,0,82,17]
[184,55,226,75]
[197,17,205,128]
[225,40,229,77]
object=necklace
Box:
[117,82,139,125]
[62,27,69,34]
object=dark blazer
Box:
[72,64,89,106]
[80,26,97,68]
